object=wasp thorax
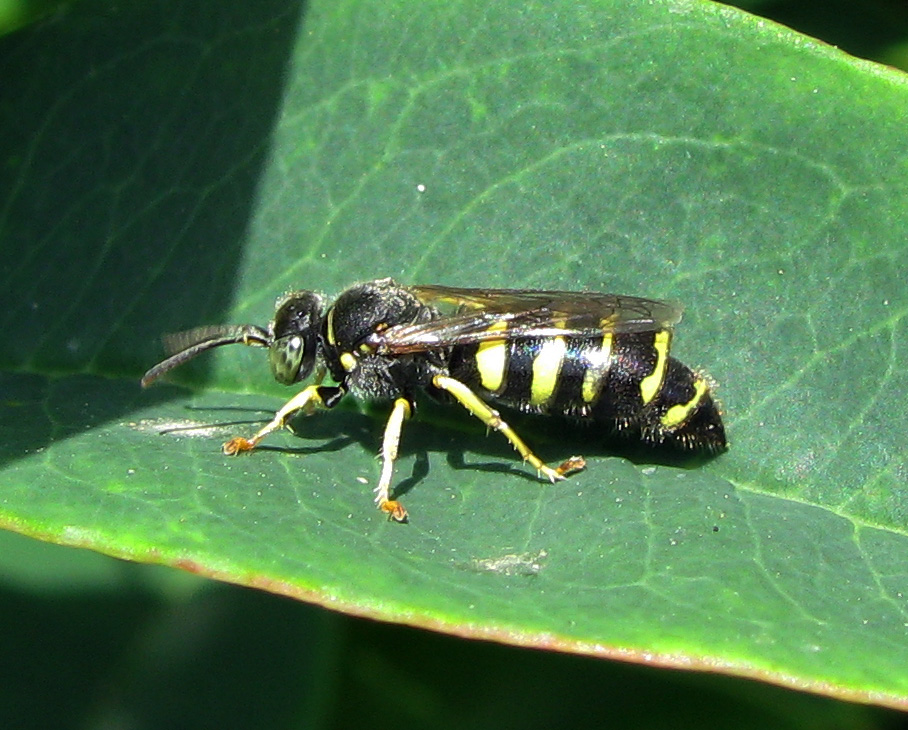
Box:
[328,280,424,349]
[269,291,323,384]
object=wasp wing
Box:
[375,285,682,355]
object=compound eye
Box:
[270,334,305,385]
[268,291,322,385]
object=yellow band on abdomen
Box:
[530,336,567,406]
[639,330,671,405]
[475,320,509,392]
[661,377,708,429]
[581,332,613,404]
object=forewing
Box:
[377,286,682,354]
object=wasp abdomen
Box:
[448,326,725,453]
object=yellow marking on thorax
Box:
[339,352,357,372]
[326,306,337,346]
[639,330,671,405]
[530,336,567,406]
[661,377,708,429]
[475,320,509,392]
[581,332,614,403]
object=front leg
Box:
[374,397,414,522]
[223,384,345,454]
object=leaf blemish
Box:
[125,418,229,438]
[467,549,548,577]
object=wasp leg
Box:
[432,374,585,481]
[375,397,412,522]
[223,380,341,455]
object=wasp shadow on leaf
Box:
[166,391,723,505]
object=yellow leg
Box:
[223,383,330,455]
[432,374,585,481]
[375,397,412,522]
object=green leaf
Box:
[2,0,907,709]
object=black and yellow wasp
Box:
[142,278,726,521]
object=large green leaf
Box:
[2,0,907,709]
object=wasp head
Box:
[141,292,324,388]
[268,291,324,385]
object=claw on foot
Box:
[380,499,408,523]
[556,455,586,476]
[538,455,586,482]
[223,437,256,455]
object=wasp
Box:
[142,278,726,521]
